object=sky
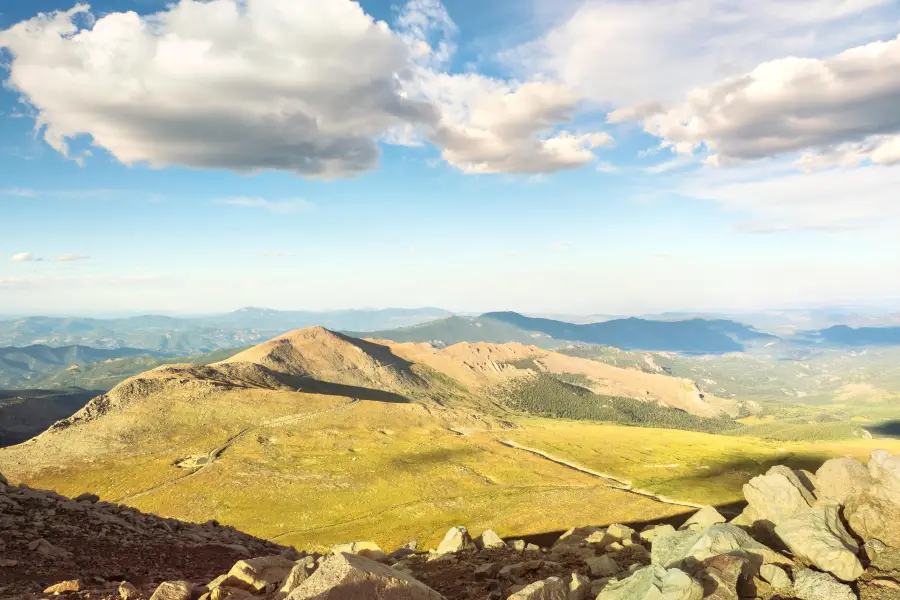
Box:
[1,0,899,316]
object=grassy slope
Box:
[351,316,560,348]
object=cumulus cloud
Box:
[216,197,314,214]
[396,3,613,174]
[512,0,897,106]
[0,0,434,178]
[53,253,90,262]
[0,0,611,177]
[11,252,40,262]
[614,35,900,166]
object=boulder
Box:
[684,553,753,600]
[286,552,444,600]
[275,558,319,600]
[845,450,900,547]
[741,466,814,528]
[150,581,194,600]
[223,555,296,593]
[509,540,527,551]
[758,565,791,590]
[586,555,620,577]
[507,576,568,600]
[679,507,725,531]
[566,572,591,600]
[27,538,73,560]
[639,525,676,544]
[74,492,100,503]
[44,580,82,594]
[331,541,387,560]
[554,526,602,547]
[606,524,636,543]
[119,582,139,600]
[435,526,475,555]
[476,529,507,549]
[596,565,702,600]
[869,450,900,492]
[775,503,864,582]
[816,457,872,504]
[792,567,856,600]
[651,524,786,569]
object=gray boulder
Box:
[286,552,444,600]
[585,555,620,577]
[331,541,387,560]
[507,576,568,600]
[435,526,475,555]
[596,565,702,600]
[775,503,863,582]
[679,507,725,531]
[816,457,872,504]
[792,567,855,600]
[740,466,814,527]
[651,524,785,569]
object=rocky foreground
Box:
[4,451,900,600]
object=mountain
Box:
[0,308,451,353]
[0,344,156,388]
[803,325,900,346]
[0,388,98,447]
[482,312,776,354]
[349,315,559,348]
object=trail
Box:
[114,399,360,503]
[497,439,704,510]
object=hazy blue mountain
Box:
[482,312,776,354]
[0,345,155,388]
[0,308,451,353]
[347,315,560,348]
[804,325,900,346]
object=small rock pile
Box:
[5,450,900,600]
[0,472,287,599]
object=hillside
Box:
[3,326,900,567]
[483,312,776,354]
[0,388,98,447]
[0,308,450,353]
[348,316,559,348]
[802,325,900,346]
[0,344,153,388]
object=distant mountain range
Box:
[358,312,776,354]
[0,307,451,353]
[0,345,155,388]
[802,325,900,347]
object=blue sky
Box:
[1,0,899,316]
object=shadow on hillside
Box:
[650,453,830,495]
[869,421,900,439]
[507,500,748,548]
[334,331,423,378]
[292,378,410,404]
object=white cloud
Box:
[616,35,900,165]
[549,241,573,250]
[53,253,90,261]
[11,252,40,262]
[680,162,900,232]
[216,197,314,214]
[512,0,897,106]
[0,1,434,178]
[0,0,611,178]
[0,188,38,197]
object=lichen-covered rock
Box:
[119,581,139,600]
[596,565,702,600]
[435,526,475,555]
[792,567,855,600]
[845,450,900,547]
[639,525,676,544]
[286,552,445,600]
[566,572,591,600]
[775,503,863,581]
[275,557,319,600]
[679,506,726,531]
[816,457,873,504]
[507,576,568,600]
[586,555,620,577]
